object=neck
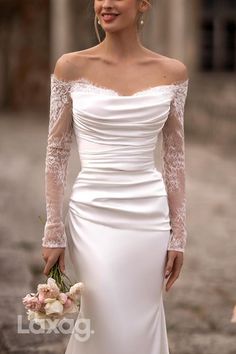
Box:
[98,28,145,63]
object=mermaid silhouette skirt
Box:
[64,167,171,354]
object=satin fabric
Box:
[64,84,173,354]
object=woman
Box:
[42,0,189,353]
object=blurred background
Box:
[0,0,235,353]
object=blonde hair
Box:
[94,0,152,43]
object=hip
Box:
[68,167,171,231]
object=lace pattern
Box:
[162,133,185,192]
[167,198,187,251]
[42,75,73,248]
[161,80,189,252]
[45,132,73,187]
[52,73,189,98]
[49,75,72,131]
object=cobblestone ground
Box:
[0,113,236,354]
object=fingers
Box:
[43,256,57,276]
[165,268,179,292]
[164,252,175,279]
[164,251,183,292]
[42,248,65,276]
[58,252,65,273]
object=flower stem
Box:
[48,260,73,293]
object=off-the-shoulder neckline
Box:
[50,73,189,98]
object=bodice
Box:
[70,78,175,171]
[42,73,189,253]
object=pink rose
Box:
[22,294,42,312]
[37,277,60,299]
[63,299,78,314]
[38,292,46,303]
[58,292,67,304]
[64,298,72,309]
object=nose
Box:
[102,0,113,8]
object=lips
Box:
[101,13,119,16]
[101,13,120,22]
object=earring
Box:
[97,16,101,25]
[140,14,144,26]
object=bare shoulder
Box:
[160,55,189,83]
[146,49,188,83]
[53,48,97,81]
[141,47,188,84]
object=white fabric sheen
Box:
[42,74,189,354]
[64,217,170,354]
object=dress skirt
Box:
[64,167,171,354]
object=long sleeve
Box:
[42,74,73,248]
[161,80,189,252]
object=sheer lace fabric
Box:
[161,81,188,252]
[42,75,189,252]
[42,76,73,248]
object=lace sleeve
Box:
[42,74,73,248]
[161,80,189,252]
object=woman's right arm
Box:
[42,57,74,275]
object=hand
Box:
[164,250,184,292]
[42,247,65,276]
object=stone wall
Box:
[0,0,50,112]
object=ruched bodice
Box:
[65,81,178,232]
[71,82,173,172]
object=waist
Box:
[78,149,156,172]
[80,160,156,171]
[72,166,167,196]
[76,135,158,172]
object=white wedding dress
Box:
[42,72,189,354]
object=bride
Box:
[42,1,189,353]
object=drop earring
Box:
[97,16,101,25]
[140,14,144,26]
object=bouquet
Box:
[22,260,84,330]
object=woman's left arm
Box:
[162,79,189,252]
[161,76,189,291]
